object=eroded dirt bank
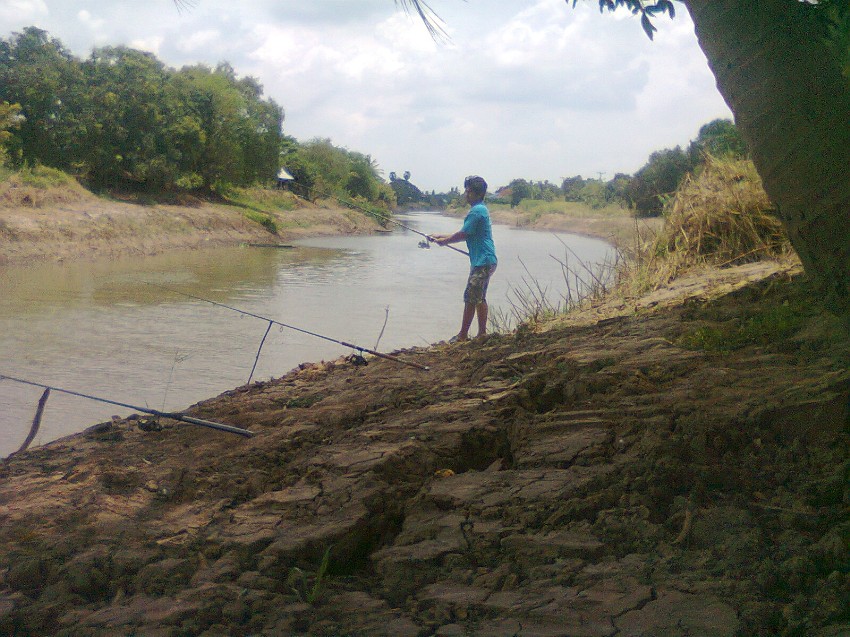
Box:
[1,259,848,636]
[0,195,382,265]
[0,186,647,267]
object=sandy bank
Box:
[488,206,662,247]
[0,194,382,266]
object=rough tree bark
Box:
[684,0,850,315]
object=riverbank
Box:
[488,205,661,247]
[0,189,384,266]
[0,185,649,266]
[1,252,847,636]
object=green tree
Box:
[389,171,424,205]
[77,46,178,189]
[0,101,22,165]
[625,146,693,216]
[287,138,390,206]
[561,175,586,202]
[605,172,632,207]
[171,63,283,192]
[347,155,379,200]
[230,68,285,185]
[508,178,532,207]
[577,179,608,209]
[0,27,82,168]
[688,118,747,162]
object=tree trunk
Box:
[684,0,850,315]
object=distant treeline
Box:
[381,118,750,216]
[497,119,749,216]
[0,27,283,193]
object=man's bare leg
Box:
[456,303,476,341]
[476,301,488,337]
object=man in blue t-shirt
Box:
[430,175,498,342]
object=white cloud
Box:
[76,9,104,31]
[0,0,47,24]
[0,0,732,191]
[176,29,221,55]
[128,35,164,57]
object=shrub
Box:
[0,165,88,207]
[16,165,75,189]
[243,209,278,234]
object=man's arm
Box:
[431,230,467,246]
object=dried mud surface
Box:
[1,258,848,636]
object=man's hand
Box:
[429,232,464,246]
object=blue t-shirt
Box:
[460,203,497,268]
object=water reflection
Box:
[0,212,613,456]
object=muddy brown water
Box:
[0,211,612,456]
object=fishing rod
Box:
[0,373,253,438]
[144,282,431,372]
[306,185,470,257]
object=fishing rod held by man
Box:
[311,186,469,257]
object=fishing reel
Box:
[346,352,369,367]
[418,239,431,249]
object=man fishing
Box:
[430,175,498,342]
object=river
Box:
[0,211,613,457]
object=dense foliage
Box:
[0,27,284,193]
[281,137,395,208]
[0,101,21,167]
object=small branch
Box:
[249,320,274,384]
[375,306,390,351]
[13,388,50,456]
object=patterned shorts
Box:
[464,264,497,305]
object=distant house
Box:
[276,167,295,190]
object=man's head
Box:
[464,175,487,203]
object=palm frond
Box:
[395,0,451,42]
[173,0,197,14]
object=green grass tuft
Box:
[678,302,809,353]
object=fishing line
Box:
[306,186,470,257]
[144,282,430,371]
[0,373,253,438]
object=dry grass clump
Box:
[0,166,89,208]
[618,155,792,294]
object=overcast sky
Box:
[1,0,732,192]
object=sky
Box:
[0,0,733,192]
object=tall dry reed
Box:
[616,155,792,295]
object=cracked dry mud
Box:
[1,260,848,637]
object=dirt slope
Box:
[0,259,848,637]
[0,194,381,265]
